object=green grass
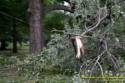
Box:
[1,43,124,83]
[0,44,73,83]
[0,74,73,83]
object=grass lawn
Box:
[0,44,74,83]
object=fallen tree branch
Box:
[99,34,120,70]
[81,7,108,36]
[52,29,92,38]
[44,4,74,13]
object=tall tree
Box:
[12,19,18,53]
[0,0,27,53]
[27,0,75,54]
[28,0,44,54]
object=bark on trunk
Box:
[28,0,44,54]
[12,20,18,53]
[0,39,7,50]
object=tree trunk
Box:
[0,39,7,50]
[28,0,44,54]
[12,19,18,53]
